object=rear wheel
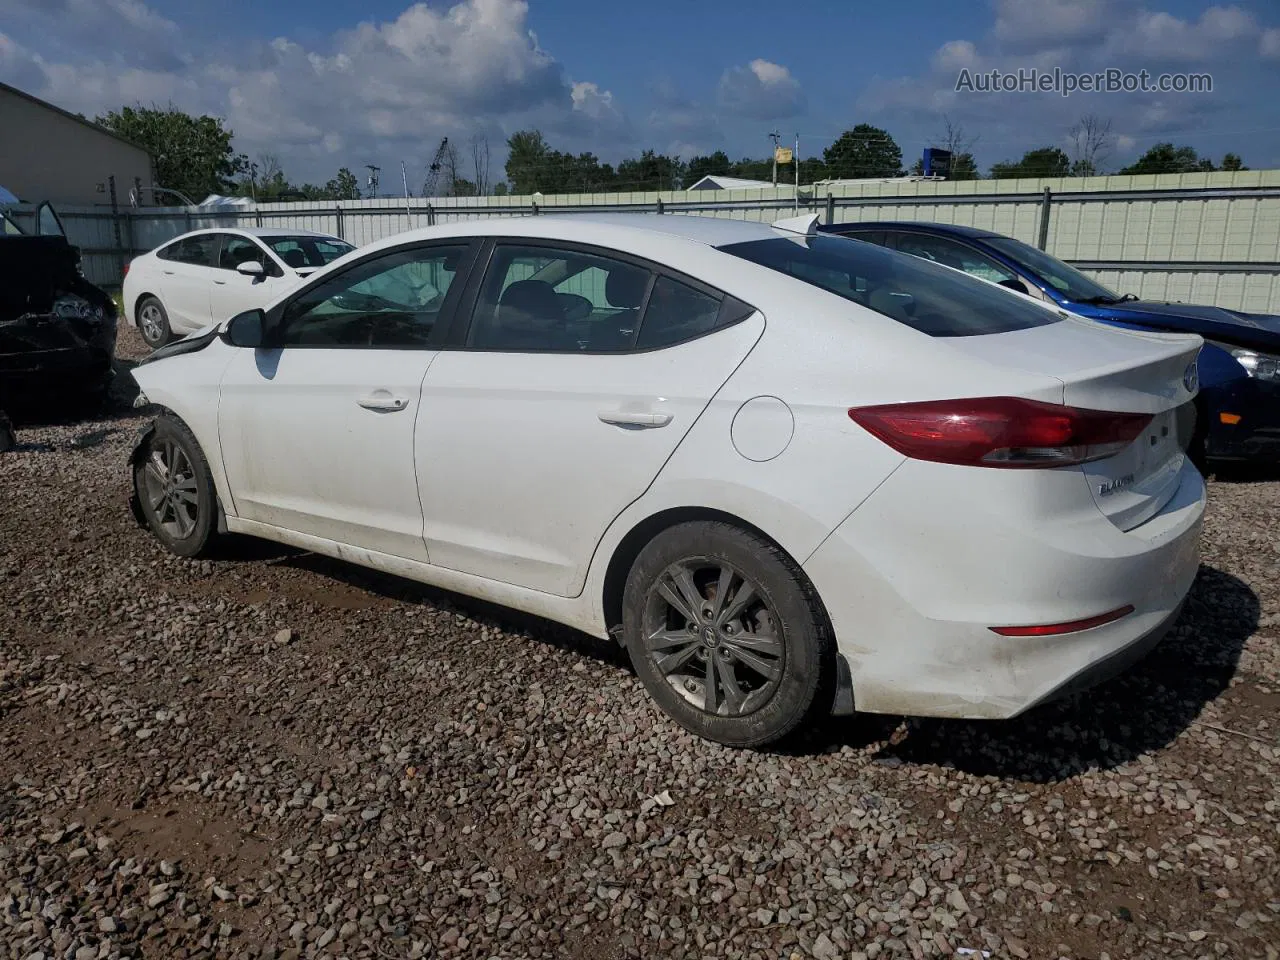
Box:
[623,521,834,747]
[133,416,218,558]
[136,296,171,349]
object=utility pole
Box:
[794,133,800,211]
[769,131,781,186]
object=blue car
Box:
[820,220,1280,466]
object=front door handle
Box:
[598,410,672,428]
[213,279,227,285]
[358,395,409,412]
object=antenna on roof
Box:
[771,212,819,237]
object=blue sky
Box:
[2,0,1279,188]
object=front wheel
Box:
[133,416,218,558]
[622,522,835,748]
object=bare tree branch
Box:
[470,135,490,196]
[1068,114,1114,176]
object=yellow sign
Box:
[774,146,793,164]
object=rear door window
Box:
[720,234,1060,337]
[159,234,219,268]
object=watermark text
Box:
[956,67,1213,97]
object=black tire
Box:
[136,296,172,349]
[622,521,835,748]
[133,416,218,558]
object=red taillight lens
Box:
[123,261,130,277]
[848,397,1151,469]
[990,605,1135,636]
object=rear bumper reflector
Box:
[1220,412,1242,425]
[990,605,1135,637]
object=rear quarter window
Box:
[721,234,1061,338]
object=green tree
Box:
[1221,152,1247,172]
[615,150,683,191]
[505,129,553,194]
[990,147,1071,179]
[910,152,979,180]
[324,167,361,200]
[1118,143,1216,175]
[96,103,246,200]
[685,150,732,185]
[493,182,510,196]
[822,124,903,179]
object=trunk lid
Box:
[947,316,1202,530]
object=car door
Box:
[156,233,219,333]
[210,234,292,324]
[416,239,764,598]
[218,240,479,559]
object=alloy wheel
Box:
[642,559,784,717]
[140,438,200,539]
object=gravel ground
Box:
[1,325,1277,960]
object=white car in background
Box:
[127,213,1206,747]
[123,227,355,347]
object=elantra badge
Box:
[1183,362,1198,393]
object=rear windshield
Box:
[720,234,1062,337]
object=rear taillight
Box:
[848,397,1152,469]
[123,261,130,277]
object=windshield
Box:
[720,234,1062,337]
[266,235,355,269]
[983,236,1121,303]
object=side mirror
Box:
[236,260,264,277]
[222,309,266,348]
[998,277,1030,295]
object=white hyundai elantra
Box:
[123,227,355,348]
[127,213,1206,747]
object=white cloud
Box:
[1116,4,1259,61]
[993,0,1115,47]
[1261,28,1280,58]
[0,0,628,183]
[717,58,805,120]
[932,40,982,73]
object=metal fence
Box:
[7,168,1280,312]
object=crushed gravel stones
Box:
[1,326,1277,959]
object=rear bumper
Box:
[1203,377,1280,462]
[803,459,1205,719]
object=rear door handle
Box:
[213,279,226,285]
[598,410,672,428]
[358,395,409,412]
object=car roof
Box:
[339,213,784,258]
[170,226,340,241]
[826,220,1005,240]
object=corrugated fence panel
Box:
[10,169,1280,312]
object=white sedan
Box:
[127,213,1206,747]
[123,227,355,347]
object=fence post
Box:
[107,175,125,285]
[427,204,436,227]
[531,201,539,216]
[825,192,835,225]
[335,204,345,241]
[656,198,665,215]
[1037,187,1052,250]
[255,205,264,228]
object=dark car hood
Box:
[1,235,88,319]
[1093,299,1280,350]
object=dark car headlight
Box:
[1228,345,1280,383]
[51,293,105,323]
